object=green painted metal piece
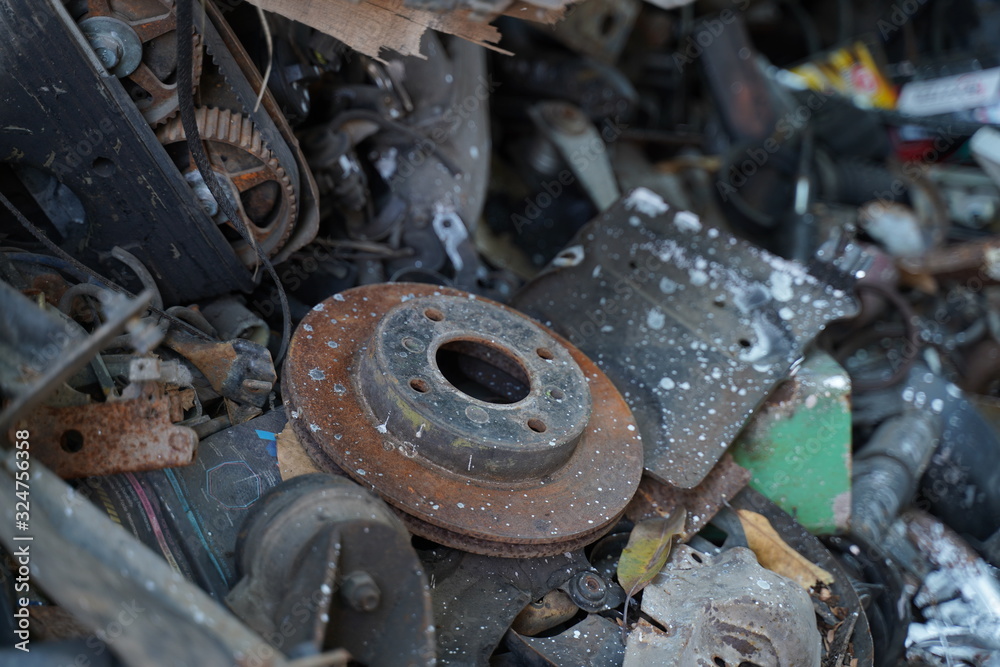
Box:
[730,351,851,534]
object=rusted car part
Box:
[731,489,874,666]
[625,453,751,539]
[283,283,644,557]
[79,410,288,601]
[513,188,864,489]
[903,510,1000,664]
[0,0,253,304]
[898,236,1000,285]
[0,452,293,667]
[157,107,299,266]
[70,0,204,126]
[14,358,198,479]
[1,0,319,303]
[0,280,153,436]
[421,546,616,664]
[504,615,625,667]
[162,328,276,413]
[510,590,579,637]
[228,474,435,666]
[199,0,320,265]
[624,545,822,667]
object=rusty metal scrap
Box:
[625,453,751,540]
[13,379,197,479]
[162,329,276,408]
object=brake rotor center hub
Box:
[357,295,591,482]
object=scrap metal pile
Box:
[3,0,1000,665]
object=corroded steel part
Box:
[283,283,644,557]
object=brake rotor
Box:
[157,106,298,265]
[79,0,204,126]
[283,284,644,557]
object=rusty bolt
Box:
[568,571,608,608]
[341,571,381,612]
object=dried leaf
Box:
[736,509,834,589]
[276,424,321,479]
[617,510,687,596]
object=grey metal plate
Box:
[513,188,862,488]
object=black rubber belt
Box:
[176,0,291,364]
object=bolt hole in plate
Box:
[60,429,84,453]
[283,284,644,557]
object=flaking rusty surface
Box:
[626,453,751,540]
[283,283,644,557]
[13,382,197,478]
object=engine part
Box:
[625,453,751,540]
[513,188,864,489]
[228,474,435,666]
[505,614,625,667]
[0,448,291,666]
[731,350,853,534]
[0,0,253,303]
[904,510,1000,665]
[157,107,298,266]
[283,283,643,557]
[527,101,621,211]
[12,359,197,479]
[624,545,822,667]
[421,546,609,665]
[731,488,874,665]
[73,0,204,126]
[0,278,154,436]
[162,328,276,410]
[851,409,940,547]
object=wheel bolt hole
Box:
[424,308,445,322]
[527,418,547,433]
[536,347,554,360]
[548,388,565,400]
[409,378,430,393]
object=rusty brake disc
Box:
[283,284,644,557]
